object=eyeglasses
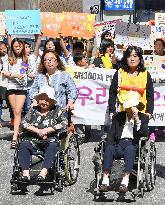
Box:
[44,58,57,62]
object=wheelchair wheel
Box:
[145,141,156,191]
[64,132,80,185]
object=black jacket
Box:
[106,112,149,145]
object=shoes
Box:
[20,176,30,182]
[10,140,17,149]
[118,184,128,193]
[99,184,111,192]
[37,175,46,182]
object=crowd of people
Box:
[0,28,161,190]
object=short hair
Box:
[99,39,114,55]
[154,38,165,47]
[73,53,84,65]
[101,30,112,41]
[121,46,145,72]
[73,41,84,51]
[44,38,63,56]
[38,50,65,74]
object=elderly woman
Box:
[109,46,154,117]
[18,85,68,181]
[99,91,149,193]
[30,50,77,110]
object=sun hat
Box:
[35,85,56,104]
[118,91,141,109]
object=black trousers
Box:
[18,141,58,170]
[103,139,138,173]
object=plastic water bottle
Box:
[149,133,155,142]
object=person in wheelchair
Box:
[99,91,150,193]
[18,85,68,182]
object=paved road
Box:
[0,109,165,205]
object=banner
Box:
[0,12,6,35]
[115,22,151,50]
[144,55,165,73]
[41,12,64,37]
[104,0,134,11]
[6,10,41,34]
[60,12,95,38]
[155,13,165,38]
[94,19,122,47]
[66,66,165,126]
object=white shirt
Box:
[121,115,141,139]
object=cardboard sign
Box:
[6,10,41,34]
[94,19,122,47]
[41,12,64,37]
[61,12,95,38]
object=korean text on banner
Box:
[104,0,134,11]
[5,10,41,35]
[41,12,64,37]
[61,12,95,38]
[0,12,6,35]
[66,66,165,126]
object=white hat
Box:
[118,91,141,109]
[35,85,56,104]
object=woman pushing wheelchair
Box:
[18,85,68,182]
[99,46,154,193]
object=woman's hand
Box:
[131,107,140,123]
[17,74,26,80]
[111,54,117,64]
[31,99,38,107]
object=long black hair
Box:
[121,46,145,72]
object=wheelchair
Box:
[10,127,80,194]
[92,133,156,199]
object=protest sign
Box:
[115,22,151,50]
[155,13,165,38]
[144,55,165,73]
[41,12,64,37]
[6,10,41,34]
[66,67,165,126]
[0,12,6,35]
[61,12,95,38]
[94,19,122,47]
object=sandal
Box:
[10,140,17,149]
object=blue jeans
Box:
[103,139,138,173]
[18,141,58,170]
[24,90,32,113]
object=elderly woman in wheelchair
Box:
[17,85,68,182]
[99,91,150,193]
